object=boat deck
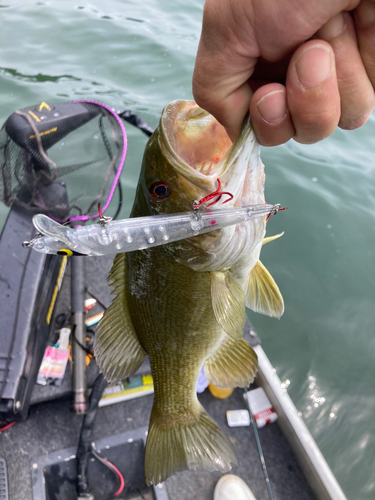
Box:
[0,256,317,500]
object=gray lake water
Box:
[1,2,374,499]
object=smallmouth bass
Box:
[94,100,284,485]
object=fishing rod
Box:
[244,387,274,500]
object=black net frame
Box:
[0,101,126,223]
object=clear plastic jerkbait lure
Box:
[24,203,283,256]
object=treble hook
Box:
[191,179,234,209]
[97,203,112,226]
[265,203,287,222]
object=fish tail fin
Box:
[145,405,236,485]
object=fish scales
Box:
[128,247,225,410]
[94,100,284,485]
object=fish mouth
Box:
[159,101,261,209]
[159,100,233,192]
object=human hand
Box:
[192,0,375,145]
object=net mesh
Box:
[0,102,124,223]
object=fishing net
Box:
[0,100,127,223]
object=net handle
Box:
[68,100,128,222]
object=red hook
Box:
[193,179,234,208]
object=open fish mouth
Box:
[159,100,263,209]
[159,101,232,191]
[162,101,232,175]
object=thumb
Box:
[192,0,258,141]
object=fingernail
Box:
[295,45,332,88]
[256,90,287,124]
[318,12,346,40]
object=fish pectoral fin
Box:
[262,231,284,245]
[245,260,284,319]
[205,338,258,388]
[94,254,146,382]
[211,271,246,340]
[145,405,236,486]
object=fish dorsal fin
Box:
[246,261,284,319]
[211,271,246,340]
[205,337,258,388]
[94,253,146,382]
[262,231,284,245]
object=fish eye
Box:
[149,181,170,199]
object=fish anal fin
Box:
[211,271,246,340]
[94,253,146,382]
[246,260,284,319]
[145,406,236,485]
[205,338,258,388]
